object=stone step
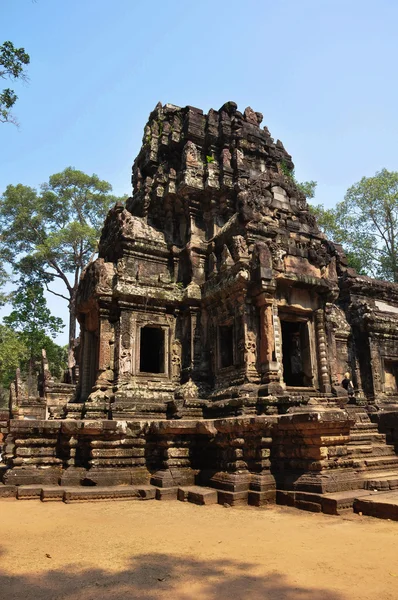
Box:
[347,444,396,457]
[362,471,398,491]
[349,432,386,444]
[352,455,398,470]
[63,486,157,503]
[217,489,249,506]
[155,486,178,501]
[0,483,16,498]
[14,485,158,503]
[277,489,379,515]
[177,485,218,505]
[354,491,398,520]
[351,423,380,431]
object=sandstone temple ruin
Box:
[2,101,398,518]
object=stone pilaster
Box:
[315,309,331,393]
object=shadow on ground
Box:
[0,550,346,600]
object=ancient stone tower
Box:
[72,100,398,422]
[5,102,398,519]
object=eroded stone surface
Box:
[3,102,398,517]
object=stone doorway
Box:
[139,326,165,373]
[280,319,312,387]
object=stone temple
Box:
[2,101,398,517]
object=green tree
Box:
[311,169,398,280]
[0,167,123,372]
[42,339,68,380]
[297,179,317,200]
[0,324,28,406]
[0,41,30,125]
[3,283,64,395]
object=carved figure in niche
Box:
[121,331,133,349]
[142,176,153,217]
[183,141,199,167]
[221,148,232,169]
[171,340,182,379]
[269,242,286,271]
[244,330,257,369]
[120,349,132,375]
[231,235,249,261]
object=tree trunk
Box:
[28,355,34,398]
[67,289,77,383]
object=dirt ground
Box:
[0,499,397,600]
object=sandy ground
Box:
[0,499,397,600]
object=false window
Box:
[384,360,398,393]
[219,325,234,369]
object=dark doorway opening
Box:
[140,326,165,373]
[219,325,234,369]
[281,320,312,387]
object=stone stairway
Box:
[277,406,398,519]
[346,407,398,487]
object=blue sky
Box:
[1,0,398,344]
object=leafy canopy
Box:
[311,169,398,281]
[3,283,64,353]
[0,324,28,390]
[0,41,30,124]
[1,282,66,398]
[0,167,119,298]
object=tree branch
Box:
[44,282,69,302]
[47,257,73,295]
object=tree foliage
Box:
[0,41,30,125]
[4,283,64,347]
[311,169,398,281]
[0,167,124,367]
[296,179,317,200]
[3,283,65,394]
[0,324,28,389]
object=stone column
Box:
[93,308,115,392]
[258,299,283,394]
[315,309,331,393]
[368,335,383,401]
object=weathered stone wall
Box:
[75,102,345,417]
[4,101,398,509]
[2,408,368,501]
